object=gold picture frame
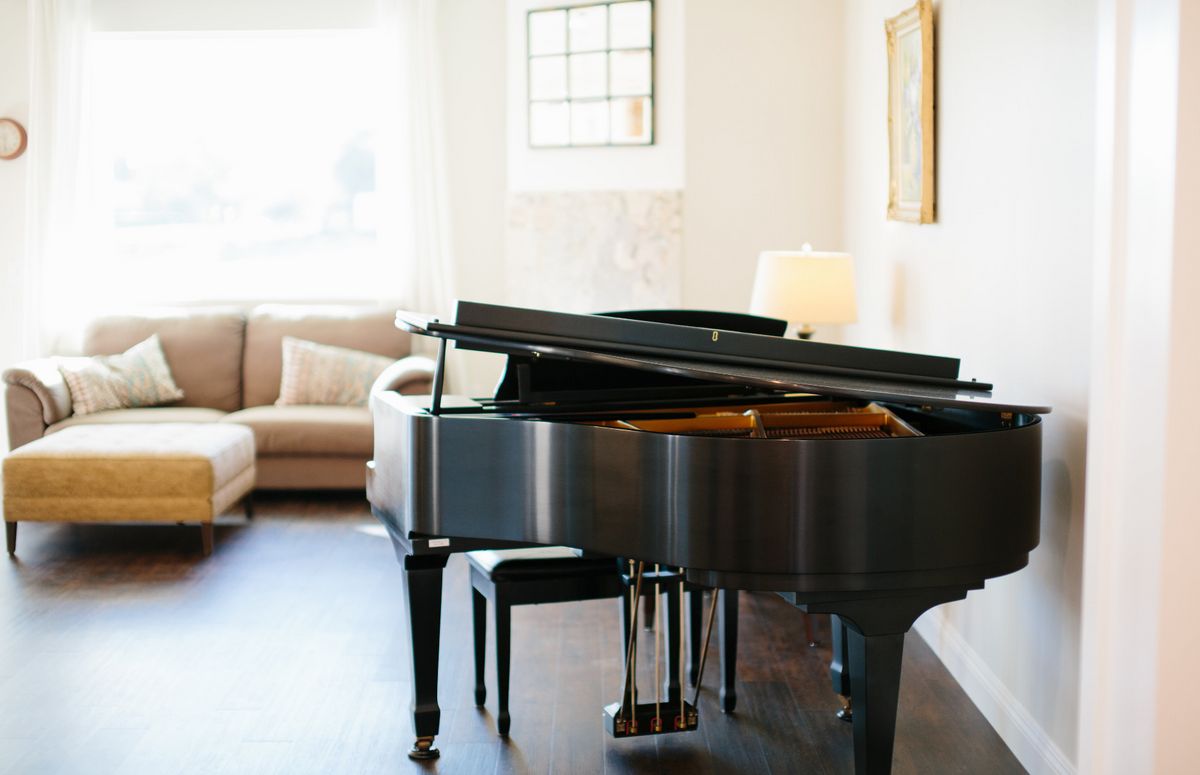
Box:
[886,0,935,223]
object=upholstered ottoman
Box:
[3,423,255,556]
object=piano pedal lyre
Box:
[603,699,700,738]
[605,564,709,739]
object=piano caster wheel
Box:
[808,640,819,648]
[475,687,486,707]
[408,736,440,760]
[836,697,853,723]
[498,712,511,737]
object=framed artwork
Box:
[527,0,654,148]
[885,0,935,223]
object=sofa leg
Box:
[201,523,214,556]
[5,522,15,555]
[244,494,255,521]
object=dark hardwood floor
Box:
[0,494,1024,774]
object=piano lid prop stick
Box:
[430,338,448,416]
[690,589,721,709]
[620,561,646,726]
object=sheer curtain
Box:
[23,0,458,366]
[24,0,93,355]
[376,0,458,353]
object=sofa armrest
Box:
[6,384,50,450]
[4,358,73,440]
[371,356,437,396]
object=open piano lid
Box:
[399,302,1052,415]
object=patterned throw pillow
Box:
[276,337,395,407]
[59,334,185,416]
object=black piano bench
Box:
[467,547,626,736]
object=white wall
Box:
[502,0,845,316]
[439,0,509,393]
[1154,2,1200,764]
[1078,0,1200,771]
[506,0,685,192]
[841,1,1094,771]
[682,0,844,313]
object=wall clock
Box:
[0,118,28,160]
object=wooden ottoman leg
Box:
[244,493,255,520]
[201,523,214,556]
[5,522,15,555]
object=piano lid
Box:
[397,302,1052,415]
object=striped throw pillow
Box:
[59,334,185,416]
[276,337,395,407]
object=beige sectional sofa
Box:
[3,304,434,490]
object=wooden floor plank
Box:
[0,493,1026,774]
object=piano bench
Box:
[467,547,626,736]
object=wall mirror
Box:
[527,0,654,148]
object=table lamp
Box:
[749,245,857,339]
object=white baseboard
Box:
[914,610,1075,775]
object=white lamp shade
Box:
[749,249,858,326]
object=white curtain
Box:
[376,0,457,325]
[24,0,93,356]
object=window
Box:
[88,31,393,301]
[527,0,654,147]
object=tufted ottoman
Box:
[3,423,255,556]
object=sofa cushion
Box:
[84,308,245,412]
[221,405,372,456]
[48,407,227,434]
[59,334,185,416]
[242,304,410,408]
[277,337,395,407]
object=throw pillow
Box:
[59,334,185,416]
[276,337,394,407]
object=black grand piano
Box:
[368,301,1048,774]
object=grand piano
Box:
[368,301,1049,774]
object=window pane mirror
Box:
[527,0,654,148]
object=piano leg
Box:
[846,628,904,775]
[401,552,450,760]
[718,588,738,714]
[472,588,487,707]
[830,614,854,721]
[806,588,969,775]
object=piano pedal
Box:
[836,696,853,723]
[603,701,699,738]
